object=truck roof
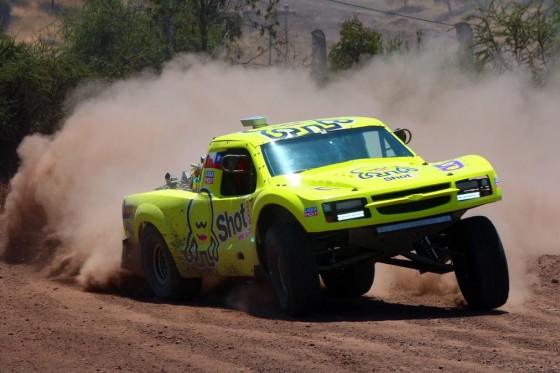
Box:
[211,116,388,146]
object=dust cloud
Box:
[1,42,558,307]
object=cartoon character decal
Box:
[183,187,220,269]
[183,185,254,269]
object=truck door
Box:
[183,148,256,272]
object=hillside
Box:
[6,0,82,42]
[6,0,477,52]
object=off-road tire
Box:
[265,223,321,317]
[452,216,509,310]
[321,260,375,298]
[142,225,202,301]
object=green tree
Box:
[151,0,244,54]
[59,0,166,80]
[0,34,80,178]
[329,15,383,71]
[60,0,280,75]
[239,0,281,64]
[151,0,279,59]
[470,0,560,83]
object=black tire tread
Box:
[265,223,321,317]
[453,216,509,310]
[141,225,202,301]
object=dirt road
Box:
[1,254,559,373]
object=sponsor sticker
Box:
[434,159,464,172]
[351,166,418,181]
[457,191,481,201]
[304,206,318,217]
[205,170,214,184]
[243,119,354,140]
[494,177,501,187]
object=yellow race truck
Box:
[122,116,508,316]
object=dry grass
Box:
[6,0,83,42]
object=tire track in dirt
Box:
[2,256,559,372]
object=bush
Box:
[0,34,80,178]
[329,15,383,70]
[470,0,560,83]
[59,0,166,80]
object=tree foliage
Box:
[0,34,80,178]
[0,0,280,179]
[150,0,242,55]
[328,15,383,71]
[470,0,560,82]
[150,0,280,60]
[59,0,280,75]
[59,0,166,80]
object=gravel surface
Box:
[1,253,559,372]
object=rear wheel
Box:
[321,260,375,298]
[451,216,509,310]
[265,223,321,317]
[142,225,202,301]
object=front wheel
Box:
[451,216,509,310]
[142,225,202,301]
[265,223,321,317]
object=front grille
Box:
[371,183,451,202]
[377,196,451,215]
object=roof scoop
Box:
[241,116,268,129]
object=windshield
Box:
[262,127,414,176]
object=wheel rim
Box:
[152,242,169,284]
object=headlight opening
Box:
[456,176,493,201]
[323,198,370,222]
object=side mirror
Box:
[393,128,412,144]
[220,154,249,173]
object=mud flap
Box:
[121,238,145,277]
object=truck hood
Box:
[271,156,495,200]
